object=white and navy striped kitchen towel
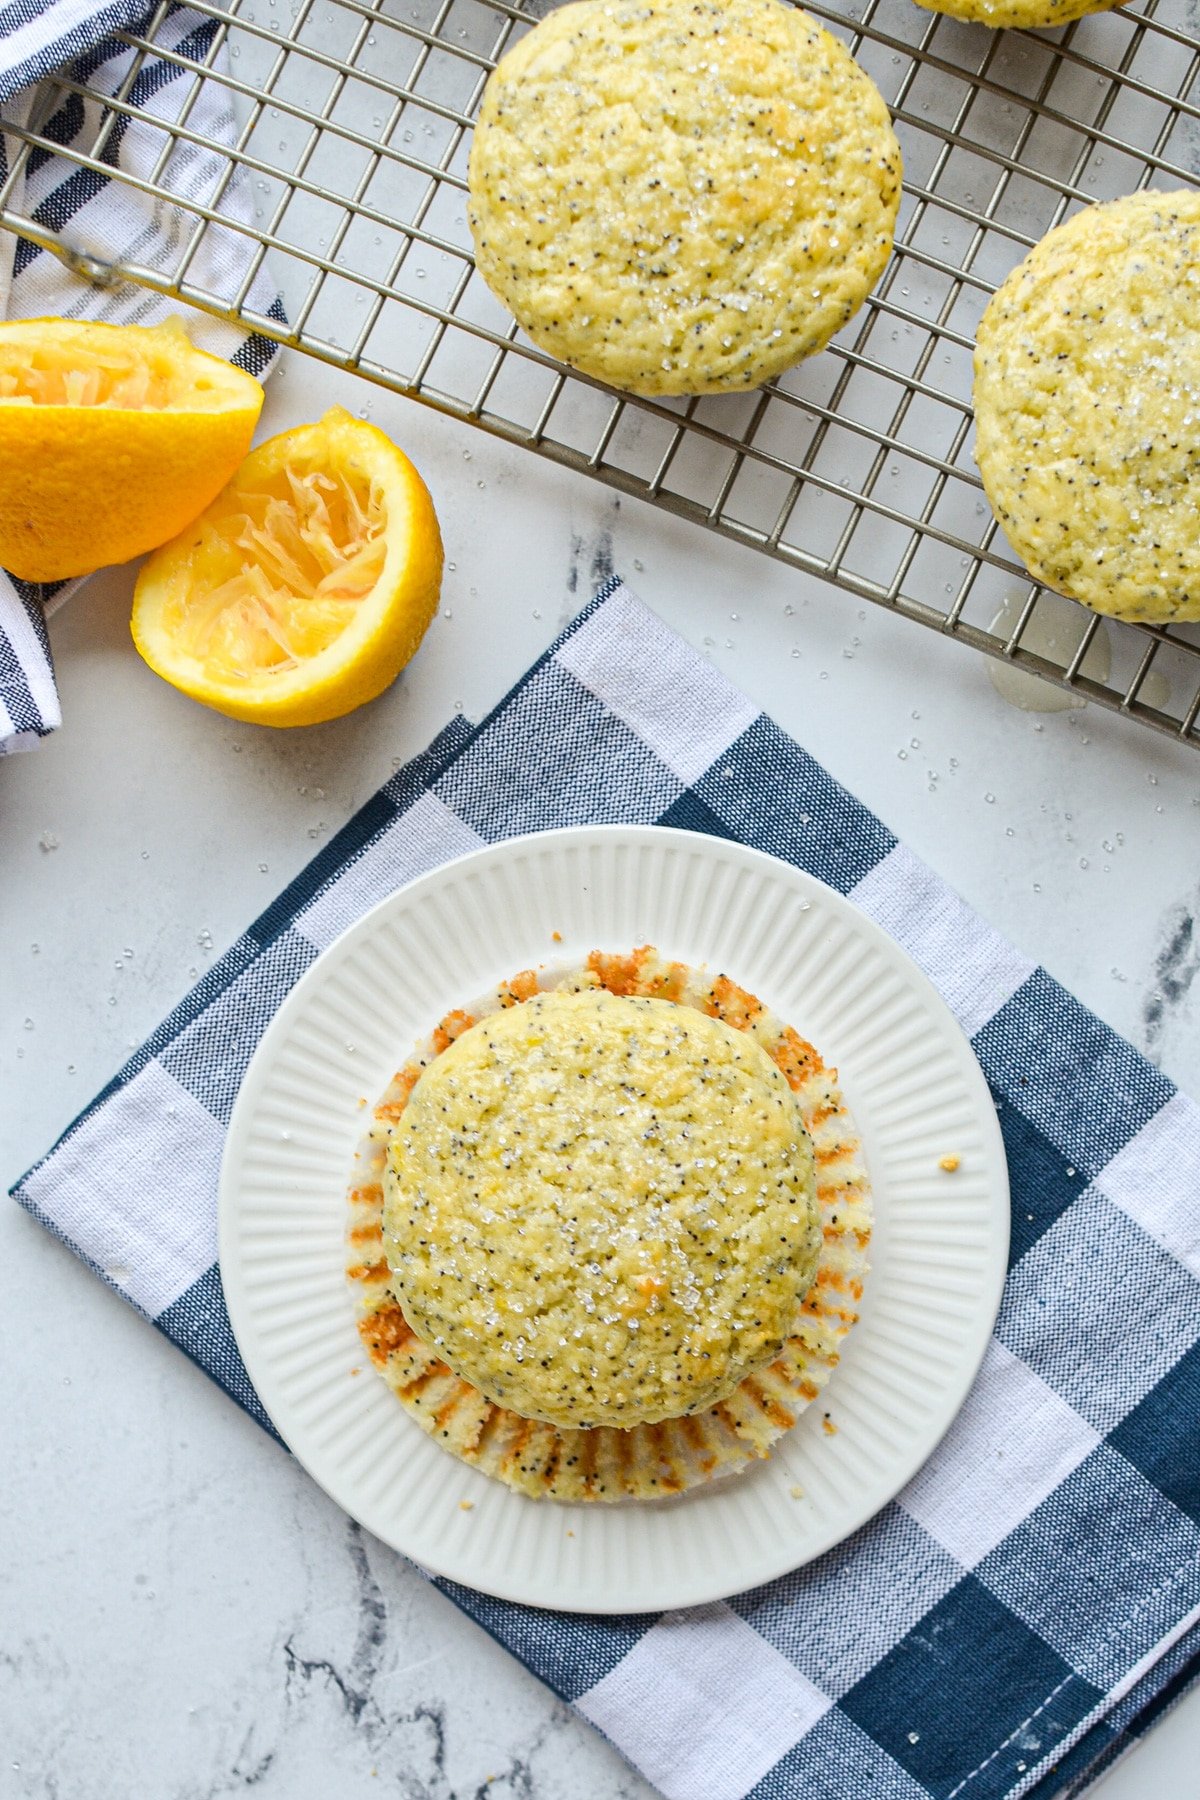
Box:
[0,0,283,754]
[13,580,1200,1800]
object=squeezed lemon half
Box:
[0,316,264,581]
[131,406,443,727]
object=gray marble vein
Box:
[1143,891,1199,1068]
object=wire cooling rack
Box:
[2,0,1199,745]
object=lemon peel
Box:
[0,316,264,581]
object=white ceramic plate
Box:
[219,824,1009,1613]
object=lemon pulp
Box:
[0,326,231,411]
[167,462,388,682]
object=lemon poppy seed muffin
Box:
[382,988,821,1431]
[913,0,1123,31]
[467,0,901,396]
[974,190,1200,625]
[351,949,873,1503]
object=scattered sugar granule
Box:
[939,1153,961,1172]
[790,1485,804,1500]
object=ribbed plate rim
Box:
[218,823,1010,1612]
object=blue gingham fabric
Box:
[13,579,1200,1800]
[0,0,283,753]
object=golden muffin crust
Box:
[382,987,821,1431]
[912,0,1123,30]
[467,0,901,396]
[974,190,1200,624]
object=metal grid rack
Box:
[3,0,1199,744]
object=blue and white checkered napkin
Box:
[0,0,283,754]
[14,579,1200,1800]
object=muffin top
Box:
[974,190,1200,625]
[911,0,1122,32]
[467,0,900,396]
[382,988,821,1430]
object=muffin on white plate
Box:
[346,949,872,1502]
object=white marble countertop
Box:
[3,348,1198,1800]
